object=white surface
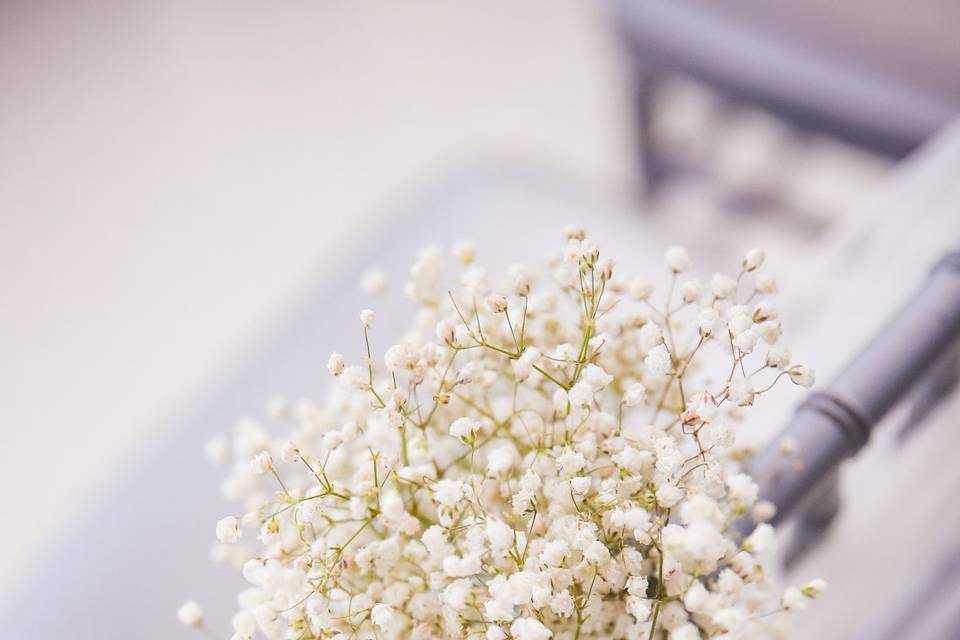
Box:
[0,0,633,597]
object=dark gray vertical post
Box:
[781,470,840,568]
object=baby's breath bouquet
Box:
[179,227,825,640]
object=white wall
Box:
[0,0,633,596]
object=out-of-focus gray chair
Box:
[612,0,960,183]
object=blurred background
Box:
[2,1,960,638]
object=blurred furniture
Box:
[739,250,960,560]
[759,120,960,639]
[612,0,960,187]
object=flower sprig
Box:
[183,227,824,640]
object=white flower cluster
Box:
[182,228,825,639]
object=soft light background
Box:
[6,2,946,639]
[0,0,632,598]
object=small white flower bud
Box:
[562,241,580,264]
[782,587,807,611]
[752,301,778,323]
[743,522,775,553]
[800,579,828,597]
[727,314,752,337]
[280,442,300,464]
[436,320,456,344]
[788,365,816,388]
[568,380,594,407]
[487,293,508,313]
[511,617,552,640]
[626,576,649,598]
[664,246,690,273]
[564,224,586,241]
[177,601,204,628]
[726,472,759,509]
[250,450,273,475]
[342,366,366,389]
[583,539,610,564]
[384,344,410,372]
[757,320,782,344]
[629,277,654,300]
[449,417,480,443]
[487,625,508,640]
[733,329,759,353]
[639,322,664,350]
[728,380,755,406]
[682,393,718,425]
[622,382,646,407]
[232,610,256,637]
[765,345,791,369]
[371,603,402,634]
[583,363,613,391]
[684,582,709,613]
[570,476,591,495]
[752,500,777,523]
[680,279,704,303]
[697,307,720,337]
[359,308,375,328]
[656,483,683,508]
[511,357,533,382]
[645,345,672,376]
[361,268,386,294]
[556,448,587,476]
[512,347,540,383]
[216,516,242,544]
[711,273,737,299]
[754,271,778,294]
[508,263,532,296]
[322,430,345,451]
[597,257,615,281]
[327,351,345,376]
[579,241,600,266]
[452,241,476,265]
[743,248,766,272]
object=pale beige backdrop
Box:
[0,0,633,597]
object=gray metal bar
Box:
[896,342,960,442]
[781,471,840,569]
[739,250,960,535]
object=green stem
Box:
[532,364,569,390]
